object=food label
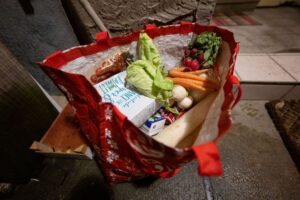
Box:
[94,71,161,126]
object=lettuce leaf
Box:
[138,33,162,69]
[126,33,173,101]
[126,60,173,100]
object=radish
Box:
[190,48,197,55]
[190,59,200,70]
[184,49,190,56]
[183,57,192,67]
[198,54,204,62]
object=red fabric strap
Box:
[179,21,194,34]
[144,24,156,30]
[96,31,110,43]
[192,142,223,176]
[229,75,242,108]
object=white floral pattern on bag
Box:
[104,106,113,121]
[107,150,119,164]
[105,128,118,150]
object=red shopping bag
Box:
[39,22,241,183]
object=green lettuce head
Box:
[126,60,173,101]
[138,33,162,69]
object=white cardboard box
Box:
[94,71,162,127]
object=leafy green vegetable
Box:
[126,60,156,98]
[192,32,222,68]
[126,33,173,101]
[138,33,162,69]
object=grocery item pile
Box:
[93,31,222,146]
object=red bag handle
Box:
[229,75,242,108]
[159,168,181,178]
[159,142,222,178]
[95,31,110,43]
[192,142,223,176]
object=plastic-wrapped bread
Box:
[153,92,218,147]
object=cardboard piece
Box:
[30,104,92,159]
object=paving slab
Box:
[225,7,300,53]
[270,54,300,82]
[210,100,300,200]
[113,161,206,200]
[234,53,300,100]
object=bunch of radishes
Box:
[182,47,205,71]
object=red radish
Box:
[198,54,204,62]
[190,48,197,55]
[184,49,190,56]
[190,59,200,70]
[183,57,192,67]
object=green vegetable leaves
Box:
[138,33,162,69]
[126,33,173,101]
[193,32,221,68]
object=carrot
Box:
[180,78,215,89]
[172,67,186,72]
[168,77,216,92]
[186,69,210,75]
[169,70,219,88]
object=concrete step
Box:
[235,53,300,100]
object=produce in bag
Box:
[39,23,241,183]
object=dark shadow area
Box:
[131,176,158,188]
[68,175,111,200]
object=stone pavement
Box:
[5,100,300,200]
[209,100,300,200]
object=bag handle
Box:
[159,168,181,178]
[192,142,223,176]
[179,21,194,34]
[95,31,110,43]
[229,75,242,108]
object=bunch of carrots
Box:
[167,67,219,92]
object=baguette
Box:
[153,92,218,147]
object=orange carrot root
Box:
[169,70,219,88]
[186,69,210,75]
[168,77,217,92]
[172,67,186,72]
